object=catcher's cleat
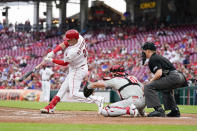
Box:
[138,108,147,117]
[40,106,54,114]
[133,108,139,117]
[96,97,105,114]
[129,104,138,117]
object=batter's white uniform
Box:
[101,75,146,117]
[56,35,103,105]
[39,67,54,102]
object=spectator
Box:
[0,23,3,30]
[183,55,190,67]
[19,57,27,67]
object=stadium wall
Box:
[1,86,197,105]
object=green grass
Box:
[0,100,197,114]
[0,100,97,111]
[0,123,196,131]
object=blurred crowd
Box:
[0,23,197,90]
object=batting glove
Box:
[44,57,53,63]
[46,51,55,58]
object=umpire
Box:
[141,42,187,117]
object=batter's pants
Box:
[56,65,101,104]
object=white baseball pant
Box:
[56,65,102,104]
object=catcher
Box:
[83,65,146,117]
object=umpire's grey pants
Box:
[144,71,186,110]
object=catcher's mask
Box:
[110,65,125,77]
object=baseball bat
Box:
[18,61,45,82]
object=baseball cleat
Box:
[148,107,165,117]
[138,109,147,117]
[133,108,139,117]
[40,108,54,114]
[96,97,105,114]
[167,109,180,117]
[129,104,138,117]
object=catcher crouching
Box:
[83,65,146,117]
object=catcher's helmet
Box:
[110,65,125,76]
[65,29,79,41]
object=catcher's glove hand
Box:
[83,81,94,98]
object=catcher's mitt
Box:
[83,81,94,98]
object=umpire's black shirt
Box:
[148,53,176,75]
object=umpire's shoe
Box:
[167,107,180,117]
[148,107,165,117]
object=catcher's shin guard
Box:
[100,104,138,117]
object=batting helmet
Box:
[110,65,125,76]
[65,29,79,41]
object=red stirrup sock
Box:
[46,96,60,109]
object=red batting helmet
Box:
[65,29,79,41]
[110,65,125,76]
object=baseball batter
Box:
[40,29,104,114]
[87,65,146,117]
[39,64,54,102]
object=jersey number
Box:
[128,76,138,83]
[83,49,87,57]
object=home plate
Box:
[168,116,192,119]
[179,117,192,119]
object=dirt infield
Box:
[0,107,197,125]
